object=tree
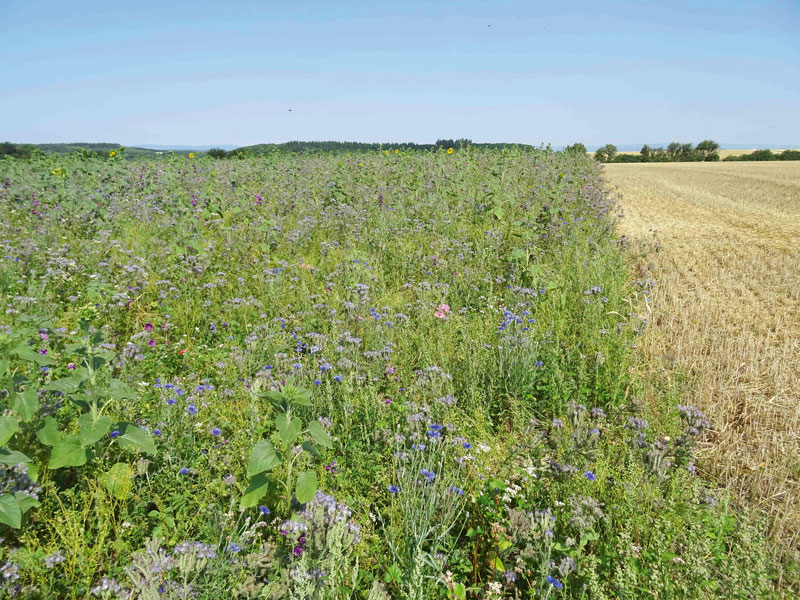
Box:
[206,148,228,158]
[640,145,652,161]
[595,144,617,163]
[565,143,587,154]
[695,140,720,161]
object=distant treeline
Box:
[219,139,538,157]
[722,149,800,161]
[0,142,192,159]
[593,141,723,163]
[592,141,800,163]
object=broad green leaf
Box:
[295,470,317,504]
[13,344,54,366]
[36,416,62,446]
[301,440,321,459]
[493,206,505,220]
[0,416,19,446]
[0,494,21,529]
[49,435,89,469]
[307,421,333,449]
[452,583,466,600]
[498,539,513,552]
[14,492,40,513]
[107,379,137,399]
[116,423,156,455]
[275,413,301,447]
[78,413,112,447]
[247,439,280,477]
[0,448,32,466]
[12,388,39,422]
[45,376,82,394]
[489,553,505,573]
[0,359,8,376]
[101,463,134,499]
[240,473,270,508]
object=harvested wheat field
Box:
[605,162,800,547]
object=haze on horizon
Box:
[1,0,798,148]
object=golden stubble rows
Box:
[604,162,800,547]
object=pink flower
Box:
[144,322,153,332]
[434,304,450,319]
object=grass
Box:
[605,161,800,557]
[0,149,795,598]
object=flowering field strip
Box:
[0,150,791,598]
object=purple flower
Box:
[546,575,563,590]
[166,398,177,406]
[228,542,242,553]
[421,468,435,482]
[148,339,156,347]
[293,546,303,558]
[259,506,271,514]
[584,471,597,481]
[333,375,343,382]
[144,323,153,332]
[211,427,222,436]
[39,348,47,355]
[387,485,401,494]
[109,430,120,438]
[462,442,473,449]
[179,467,189,475]
[153,429,162,436]
[186,403,197,415]
[450,486,464,495]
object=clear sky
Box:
[1,0,798,147]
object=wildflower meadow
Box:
[0,148,789,598]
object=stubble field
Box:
[605,162,800,549]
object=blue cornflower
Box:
[313,379,321,385]
[109,430,120,438]
[462,442,473,449]
[421,468,436,482]
[228,543,242,553]
[333,375,343,382]
[385,321,393,327]
[589,428,600,435]
[412,443,426,451]
[546,575,563,590]
[534,360,544,367]
[153,429,162,436]
[450,486,464,495]
[429,424,443,431]
[387,485,401,494]
[292,363,302,369]
[179,467,189,475]
[584,471,597,481]
[163,383,174,389]
[176,388,185,396]
[211,427,222,436]
[186,403,198,415]
[166,398,177,406]
[263,365,274,370]
[259,505,271,514]
[427,429,441,438]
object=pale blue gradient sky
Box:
[1,0,798,147]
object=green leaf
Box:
[489,553,505,573]
[452,582,466,600]
[14,491,40,514]
[45,376,82,394]
[275,413,301,447]
[0,358,8,377]
[13,344,54,366]
[116,423,156,455]
[493,205,505,220]
[49,435,89,469]
[36,416,62,446]
[301,440,321,459]
[0,415,19,446]
[307,421,333,449]
[107,379,137,399]
[12,388,39,422]
[0,494,22,529]
[78,413,112,447]
[101,463,134,499]
[247,440,280,477]
[240,472,270,508]
[295,470,317,504]
[0,448,32,466]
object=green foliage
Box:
[0,148,794,597]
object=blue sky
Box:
[1,0,798,147]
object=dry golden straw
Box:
[605,162,800,548]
